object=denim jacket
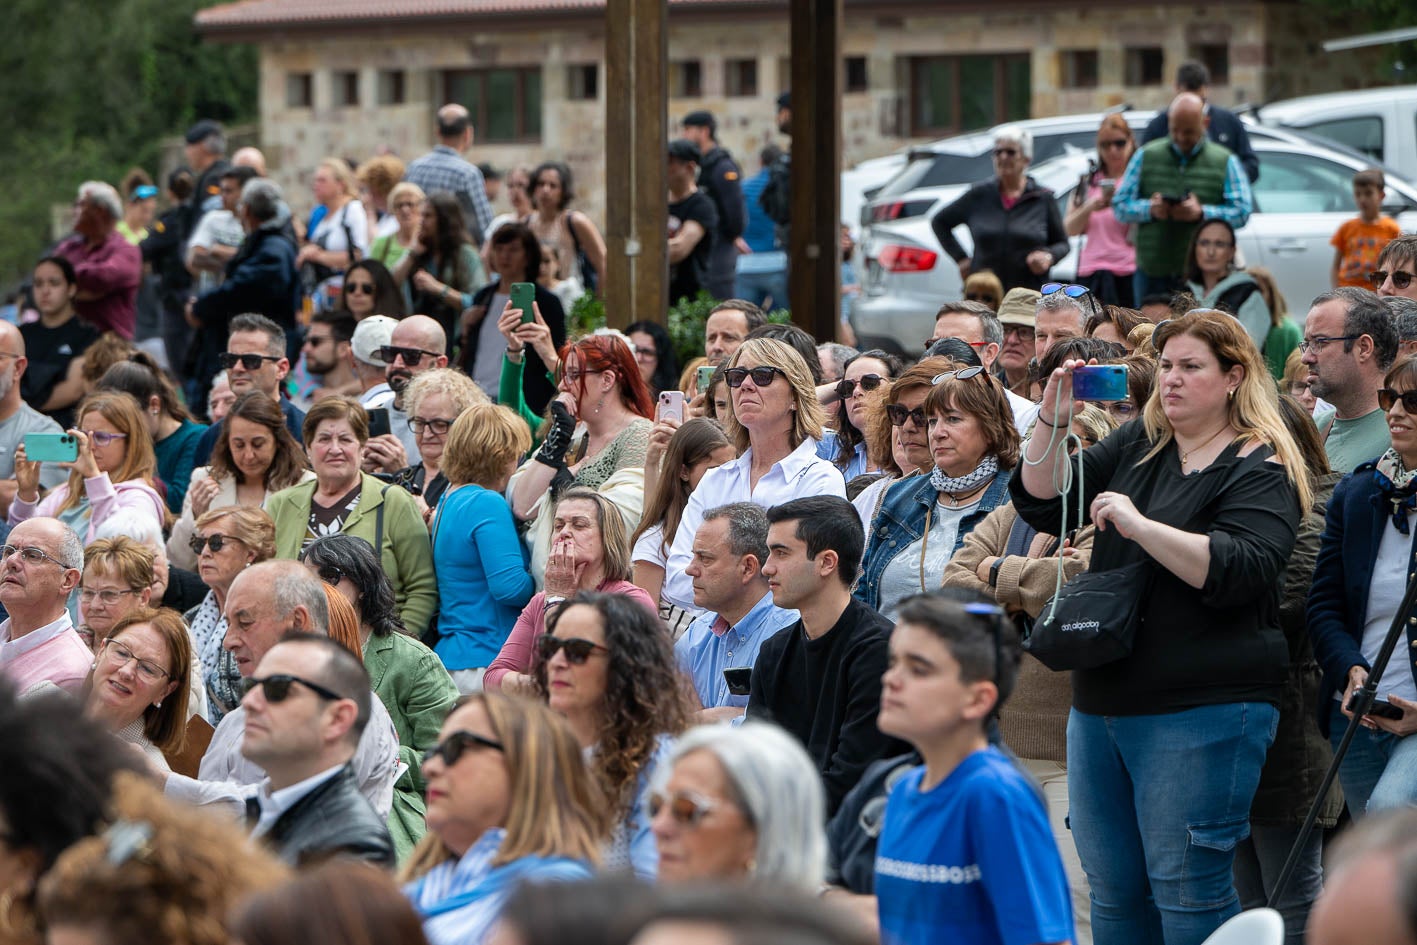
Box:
[854,468,1014,611]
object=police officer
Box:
[681,110,746,300]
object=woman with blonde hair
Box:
[81,607,193,770]
[298,157,369,306]
[370,181,426,270]
[1014,308,1309,942]
[1066,111,1138,306]
[392,368,488,512]
[400,693,607,945]
[662,338,844,610]
[78,536,155,652]
[1282,348,1316,413]
[356,154,408,240]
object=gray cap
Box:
[351,315,399,366]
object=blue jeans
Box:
[735,256,790,311]
[1232,824,1322,945]
[1068,703,1278,945]
[1328,702,1417,814]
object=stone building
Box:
[195,0,1389,224]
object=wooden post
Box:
[604,0,668,327]
[789,0,843,343]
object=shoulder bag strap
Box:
[374,482,391,558]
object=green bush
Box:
[567,289,790,367]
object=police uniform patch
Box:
[724,171,739,181]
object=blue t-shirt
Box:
[876,748,1074,945]
[739,167,777,253]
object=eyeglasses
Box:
[645,790,729,828]
[243,673,346,704]
[993,148,1020,158]
[632,345,657,358]
[535,633,609,665]
[1379,388,1417,413]
[1298,334,1360,354]
[101,638,170,682]
[315,564,345,586]
[886,404,928,428]
[1106,401,1138,420]
[931,366,989,385]
[1371,270,1416,290]
[724,366,788,389]
[1002,324,1035,342]
[1099,139,1130,150]
[423,730,505,767]
[1041,282,1090,299]
[219,352,282,372]
[836,374,885,398]
[377,345,440,366]
[189,534,241,556]
[344,281,376,295]
[1196,239,1234,251]
[409,417,456,436]
[80,587,138,606]
[0,544,68,568]
[85,430,128,447]
[560,366,605,385]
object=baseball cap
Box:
[682,110,716,133]
[185,119,223,144]
[351,315,399,366]
[668,139,702,164]
[776,92,791,110]
[997,288,1042,328]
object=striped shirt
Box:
[1111,142,1253,229]
[405,146,494,242]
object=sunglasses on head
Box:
[377,345,438,366]
[423,730,505,767]
[1042,283,1091,299]
[836,374,885,398]
[886,403,928,428]
[344,281,376,295]
[189,534,240,555]
[645,790,727,828]
[536,633,609,665]
[1371,269,1415,290]
[219,352,282,371]
[931,366,989,385]
[243,673,345,704]
[315,564,345,586]
[1379,388,1417,412]
[724,365,787,389]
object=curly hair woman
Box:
[534,590,689,878]
[395,192,486,353]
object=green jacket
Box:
[364,629,459,862]
[267,473,438,638]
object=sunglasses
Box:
[886,404,928,428]
[1099,139,1130,150]
[931,366,989,385]
[219,352,282,372]
[536,633,609,665]
[964,292,998,304]
[993,148,1020,158]
[645,790,726,828]
[1379,388,1417,412]
[836,374,885,398]
[1042,282,1091,299]
[724,366,787,389]
[84,430,128,447]
[315,564,345,586]
[423,730,505,767]
[189,534,241,555]
[1371,270,1415,290]
[377,345,440,366]
[1003,324,1036,341]
[344,281,376,295]
[243,673,346,704]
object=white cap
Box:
[351,315,399,366]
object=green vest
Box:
[1135,138,1233,278]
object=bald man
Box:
[1112,91,1253,302]
[404,103,492,243]
[362,315,447,473]
[1308,808,1417,945]
[0,323,66,516]
[232,146,267,176]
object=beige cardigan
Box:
[166,466,316,569]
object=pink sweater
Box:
[483,580,658,691]
[1,628,93,695]
[8,474,165,542]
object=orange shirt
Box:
[1331,216,1402,287]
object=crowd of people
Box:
[10,58,1417,945]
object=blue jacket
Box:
[191,223,300,332]
[854,469,1013,611]
[1306,463,1417,734]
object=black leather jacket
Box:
[247,764,395,868]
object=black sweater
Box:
[931,176,1070,292]
[746,596,909,815]
[1009,421,1300,716]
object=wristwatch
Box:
[988,558,1004,588]
[545,596,567,608]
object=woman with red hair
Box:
[510,331,655,584]
[1065,112,1138,306]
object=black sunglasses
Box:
[243,673,346,704]
[219,352,282,371]
[724,366,788,389]
[536,633,609,665]
[1371,270,1415,290]
[189,534,240,555]
[423,730,505,767]
[377,345,439,366]
[315,564,345,586]
[885,403,928,428]
[344,281,376,295]
[836,374,885,399]
[1379,388,1417,412]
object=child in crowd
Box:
[874,594,1074,945]
[1330,168,1401,288]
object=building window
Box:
[441,68,543,143]
[1192,43,1230,85]
[1125,46,1165,86]
[1060,50,1099,89]
[672,60,702,98]
[568,64,598,101]
[377,70,406,105]
[334,71,360,107]
[726,58,758,97]
[845,56,869,93]
[909,54,1030,136]
[286,72,313,109]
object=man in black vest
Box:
[682,111,747,300]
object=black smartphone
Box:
[367,407,392,440]
[723,667,752,697]
[1347,693,1405,720]
[1161,192,1189,205]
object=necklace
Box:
[918,486,987,591]
[1178,424,1231,467]
[943,480,989,508]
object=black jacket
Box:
[1142,104,1259,182]
[699,146,747,298]
[246,764,395,868]
[458,281,567,417]
[931,176,1069,293]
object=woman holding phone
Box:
[1066,114,1137,306]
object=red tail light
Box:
[876,245,939,273]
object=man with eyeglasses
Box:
[0,322,66,518]
[301,311,358,403]
[363,315,448,474]
[0,518,90,695]
[1304,287,1399,473]
[1373,234,1417,302]
[164,560,400,822]
[240,634,394,866]
[929,300,1039,434]
[994,288,1043,400]
[193,313,305,465]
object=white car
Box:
[1253,85,1417,185]
[851,131,1417,356]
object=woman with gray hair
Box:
[930,126,1070,293]
[648,721,826,893]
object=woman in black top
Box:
[931,126,1069,293]
[1012,309,1308,945]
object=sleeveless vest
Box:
[1135,138,1233,278]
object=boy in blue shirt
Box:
[875,594,1074,945]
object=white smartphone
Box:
[658,390,685,422]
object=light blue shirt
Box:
[1112,141,1253,229]
[675,590,798,710]
[817,431,870,481]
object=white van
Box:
[1255,85,1417,182]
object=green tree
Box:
[0,0,255,290]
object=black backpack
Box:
[758,153,792,226]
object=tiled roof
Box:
[197,0,788,31]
